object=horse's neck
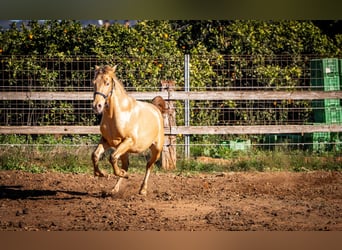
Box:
[106,81,132,118]
[114,80,130,103]
[115,80,128,97]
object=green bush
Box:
[1,20,341,163]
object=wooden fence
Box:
[1,87,342,169]
[1,89,342,135]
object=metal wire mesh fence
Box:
[0,54,330,92]
[0,55,184,92]
[0,54,341,160]
[193,54,312,91]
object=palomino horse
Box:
[91,65,166,195]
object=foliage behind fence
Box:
[0,21,341,160]
[0,54,336,127]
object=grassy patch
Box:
[0,143,341,175]
[0,144,157,175]
[0,145,91,174]
[177,150,342,174]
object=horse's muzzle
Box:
[92,101,105,114]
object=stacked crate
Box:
[308,58,342,151]
[310,58,340,90]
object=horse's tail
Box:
[152,96,167,114]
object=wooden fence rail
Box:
[1,90,342,101]
[1,90,342,136]
[0,124,341,135]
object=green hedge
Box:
[0,20,340,129]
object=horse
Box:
[91,65,166,195]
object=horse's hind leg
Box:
[139,145,161,196]
[111,153,129,193]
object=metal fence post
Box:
[184,54,190,159]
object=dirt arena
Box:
[0,170,341,231]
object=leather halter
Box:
[93,78,115,101]
[93,91,109,100]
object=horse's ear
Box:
[113,65,118,72]
[95,65,100,71]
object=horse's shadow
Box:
[0,185,95,200]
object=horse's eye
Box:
[106,82,110,86]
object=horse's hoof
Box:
[119,170,129,179]
[111,186,120,194]
[100,190,111,198]
[139,189,147,196]
[94,171,106,177]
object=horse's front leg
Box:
[109,138,133,178]
[111,153,129,193]
[92,137,110,177]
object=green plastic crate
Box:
[312,132,331,141]
[310,75,340,91]
[313,106,342,124]
[312,99,341,108]
[340,59,342,90]
[310,58,340,78]
[312,132,331,151]
[229,139,251,151]
[331,132,342,151]
[304,132,332,152]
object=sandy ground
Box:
[0,170,341,231]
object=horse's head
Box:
[92,65,117,114]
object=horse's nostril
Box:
[98,103,102,109]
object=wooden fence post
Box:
[161,80,177,170]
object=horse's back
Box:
[136,100,164,132]
[130,100,164,150]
